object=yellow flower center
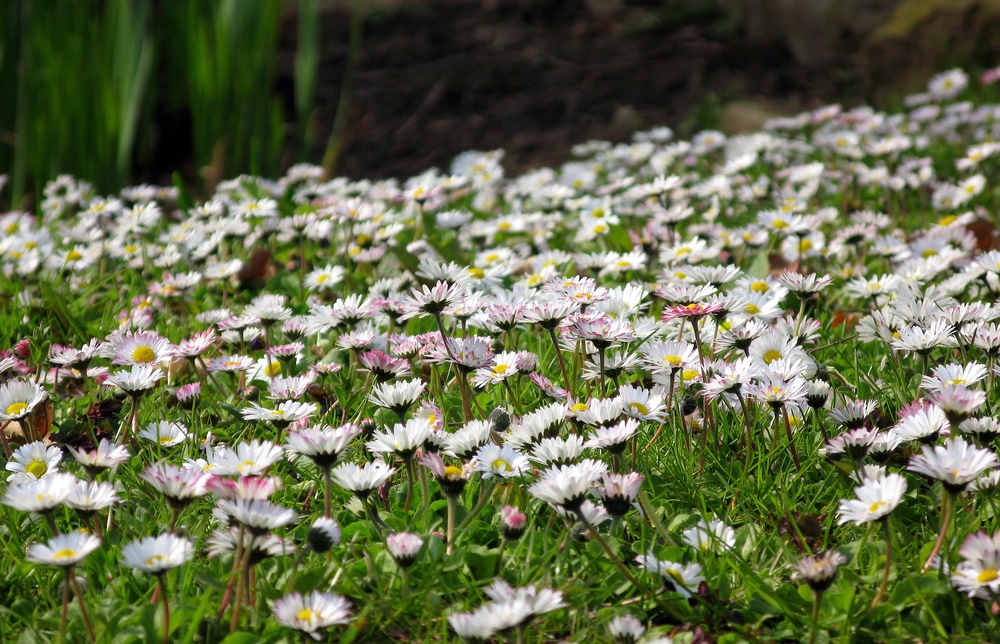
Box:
[939,215,957,226]
[666,355,682,366]
[571,403,589,413]
[297,608,319,624]
[978,569,999,584]
[800,239,813,253]
[492,459,512,472]
[26,460,47,478]
[355,234,372,247]
[493,364,509,375]
[468,268,485,279]
[53,549,77,561]
[750,281,769,293]
[145,554,164,567]
[681,369,699,381]
[264,361,282,377]
[628,402,649,415]
[125,244,139,254]
[66,250,83,261]
[922,249,937,258]
[772,220,788,229]
[762,349,782,364]
[868,500,887,513]
[444,465,463,479]
[6,402,28,417]
[744,303,760,315]
[316,274,330,284]
[676,246,692,255]
[132,346,156,363]
[159,436,174,445]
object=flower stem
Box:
[871,518,893,608]
[456,479,498,533]
[403,456,415,513]
[68,570,94,642]
[158,574,170,644]
[548,327,572,393]
[60,568,71,643]
[809,589,823,644]
[922,491,954,573]
[446,495,457,555]
[323,467,333,519]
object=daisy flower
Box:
[529,459,607,512]
[26,532,101,568]
[367,418,433,459]
[682,519,736,552]
[635,552,705,598]
[331,460,396,498]
[443,419,493,459]
[241,400,317,429]
[211,440,284,477]
[108,331,176,366]
[597,472,644,518]
[368,379,426,418]
[6,441,62,482]
[386,532,424,568]
[951,530,1000,599]
[0,378,48,421]
[794,550,846,592]
[305,265,346,292]
[216,498,296,535]
[1,472,77,515]
[140,463,212,509]
[285,423,362,470]
[138,421,189,447]
[837,472,907,525]
[121,533,193,574]
[908,437,999,493]
[471,351,520,387]
[65,479,120,516]
[69,439,130,475]
[272,591,352,640]
[474,444,530,479]
[104,364,163,394]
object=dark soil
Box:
[278,0,846,180]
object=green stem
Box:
[456,480,498,533]
[871,518,892,608]
[922,491,953,573]
[809,589,823,644]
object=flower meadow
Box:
[6,67,1000,643]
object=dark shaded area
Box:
[277,0,831,180]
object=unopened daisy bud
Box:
[608,614,645,644]
[490,338,505,355]
[386,532,423,568]
[806,380,831,409]
[174,382,201,409]
[682,395,698,416]
[794,550,846,593]
[489,406,511,434]
[306,516,341,553]
[499,505,527,541]
[359,418,378,439]
[14,339,31,360]
[598,472,644,518]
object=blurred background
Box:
[2,0,1000,206]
